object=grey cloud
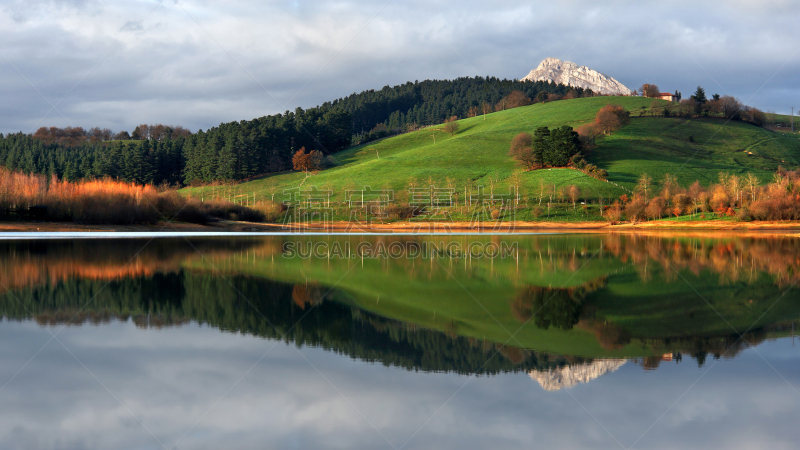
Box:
[1,0,798,134]
[120,20,143,33]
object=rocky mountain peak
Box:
[521,58,633,96]
[529,359,628,391]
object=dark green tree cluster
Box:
[0,132,185,185]
[182,106,351,183]
[337,77,589,143]
[510,125,581,169]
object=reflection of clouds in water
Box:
[0,321,799,449]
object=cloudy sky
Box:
[1,0,798,134]
[1,320,800,449]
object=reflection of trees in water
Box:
[636,328,768,370]
[0,239,262,291]
[0,271,582,376]
[577,318,632,350]
[510,275,780,365]
[511,277,608,331]
[291,284,327,309]
[604,235,800,286]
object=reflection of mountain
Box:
[1,236,798,372]
[529,359,628,391]
[0,269,571,375]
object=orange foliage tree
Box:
[292,147,324,173]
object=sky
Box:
[1,0,799,134]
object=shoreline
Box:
[1,220,799,234]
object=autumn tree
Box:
[292,147,324,173]
[640,84,661,98]
[567,185,580,209]
[508,132,537,170]
[646,197,666,220]
[114,130,131,140]
[719,96,742,119]
[594,104,630,135]
[442,116,460,136]
[505,91,532,108]
[576,123,601,150]
[481,101,493,118]
[636,173,652,202]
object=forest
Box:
[0,77,589,185]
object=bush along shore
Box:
[0,168,284,225]
[2,166,800,228]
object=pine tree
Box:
[532,127,550,167]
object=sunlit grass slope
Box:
[181,97,657,203]
[182,96,800,205]
[594,117,800,189]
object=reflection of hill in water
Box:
[0,236,798,374]
[0,273,575,375]
[529,359,628,391]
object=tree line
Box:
[638,84,767,126]
[1,77,600,185]
[604,169,800,222]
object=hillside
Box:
[594,116,800,188]
[182,96,800,208]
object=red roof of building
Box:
[659,93,673,96]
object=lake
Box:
[0,233,798,449]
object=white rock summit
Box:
[521,58,633,96]
[529,359,628,391]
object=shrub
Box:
[645,197,666,220]
[387,204,419,220]
[594,104,631,135]
[624,198,647,223]
[198,200,266,222]
[254,200,287,222]
[603,201,623,222]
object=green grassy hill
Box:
[181,96,800,207]
[595,117,800,188]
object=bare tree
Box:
[442,116,460,136]
[508,133,537,170]
[636,173,652,202]
[745,173,760,202]
[568,185,580,209]
[640,84,661,98]
[720,96,743,119]
[538,178,546,206]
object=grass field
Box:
[766,112,798,131]
[594,117,800,189]
[181,96,800,210]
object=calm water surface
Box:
[0,234,798,449]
